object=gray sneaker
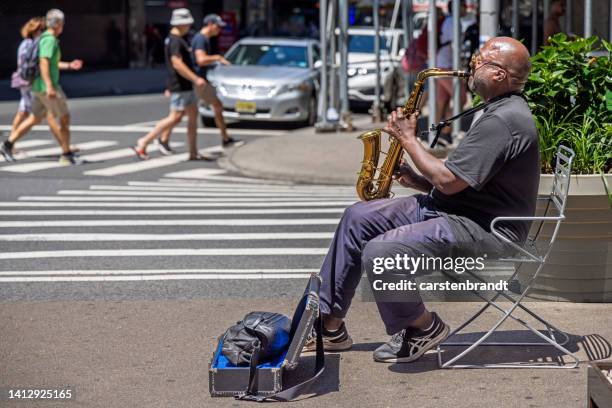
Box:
[373,312,449,363]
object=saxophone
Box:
[356,68,469,201]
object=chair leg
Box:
[437,262,580,369]
[461,266,573,347]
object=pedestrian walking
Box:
[132,8,211,161]
[434,0,469,146]
[192,14,242,148]
[544,0,567,44]
[1,9,83,164]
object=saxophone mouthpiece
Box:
[456,71,470,78]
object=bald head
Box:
[482,37,531,92]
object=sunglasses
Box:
[469,52,506,75]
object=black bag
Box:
[221,312,292,366]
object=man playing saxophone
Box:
[305,37,539,363]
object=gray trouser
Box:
[319,194,500,335]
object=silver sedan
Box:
[200,38,320,127]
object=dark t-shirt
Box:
[191,32,213,79]
[165,34,192,92]
[431,94,540,243]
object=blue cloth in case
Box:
[213,339,288,369]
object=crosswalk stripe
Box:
[81,142,185,162]
[164,173,304,185]
[160,176,295,185]
[0,208,346,216]
[161,168,227,179]
[18,196,355,202]
[55,189,355,198]
[0,232,335,241]
[13,140,53,149]
[0,201,355,207]
[0,144,152,173]
[0,140,117,164]
[0,268,316,276]
[0,124,286,136]
[101,183,354,192]
[0,218,340,227]
[83,152,195,176]
[0,248,328,260]
[0,272,313,282]
[163,168,226,179]
[79,147,142,162]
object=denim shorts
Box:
[170,90,197,111]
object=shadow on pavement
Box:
[283,353,341,399]
[435,330,611,367]
[350,341,385,352]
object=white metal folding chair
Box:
[437,145,580,369]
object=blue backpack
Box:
[18,37,41,83]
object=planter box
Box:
[587,361,612,408]
[529,174,612,302]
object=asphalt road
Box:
[0,94,360,301]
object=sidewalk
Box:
[0,68,166,101]
[226,115,449,185]
[1,297,608,407]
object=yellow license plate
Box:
[235,101,256,113]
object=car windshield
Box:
[226,44,309,68]
[348,34,391,53]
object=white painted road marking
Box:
[0,248,328,260]
[0,218,340,227]
[0,275,312,282]
[83,153,192,176]
[89,184,353,194]
[13,140,53,149]
[0,201,355,207]
[0,232,334,241]
[0,268,316,276]
[55,189,355,198]
[0,146,145,173]
[161,168,227,179]
[17,196,355,202]
[0,140,117,164]
[0,124,286,136]
[82,142,184,162]
[0,208,346,216]
[125,180,354,191]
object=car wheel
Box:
[303,94,317,127]
[201,116,216,127]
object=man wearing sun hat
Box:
[133,8,211,161]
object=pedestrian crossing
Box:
[0,178,359,282]
[0,137,222,177]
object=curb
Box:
[224,150,355,186]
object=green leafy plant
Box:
[523,34,612,174]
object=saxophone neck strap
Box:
[427,92,524,148]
